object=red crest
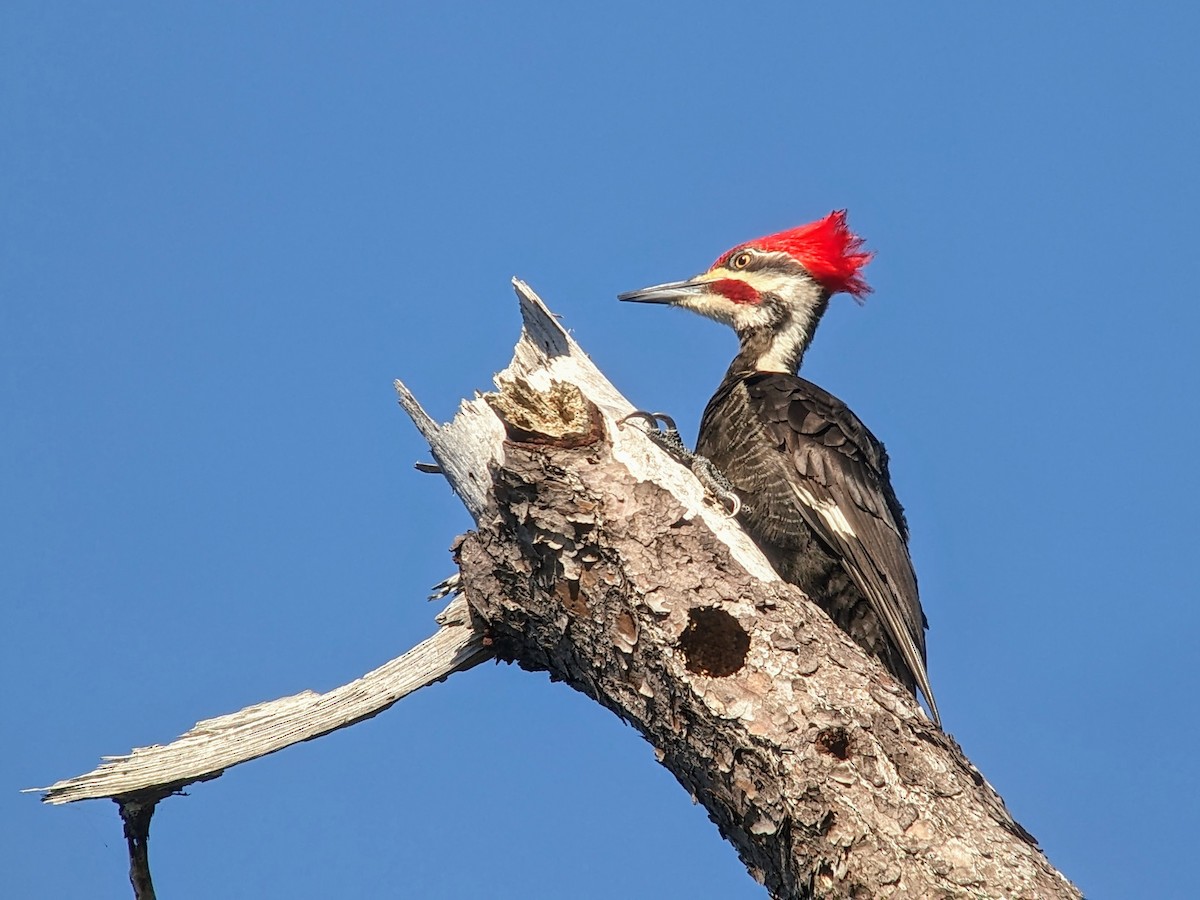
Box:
[719,210,873,299]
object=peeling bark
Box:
[453,427,1070,899]
[31,278,1080,900]
[414,280,1081,899]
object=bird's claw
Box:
[692,456,742,518]
[620,410,688,457]
[618,410,671,429]
[621,409,742,517]
[619,410,679,436]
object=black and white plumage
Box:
[619,211,939,725]
[697,370,931,715]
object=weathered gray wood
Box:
[30,595,487,805]
[32,277,1080,899]
[407,279,1081,899]
[396,279,777,579]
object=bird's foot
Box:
[690,455,742,517]
[619,411,741,517]
[619,411,688,457]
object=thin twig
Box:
[118,797,158,900]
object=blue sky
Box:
[4,3,1198,897]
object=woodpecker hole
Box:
[678,607,749,677]
[815,727,851,760]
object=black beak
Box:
[618,278,709,305]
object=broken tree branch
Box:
[29,595,488,805]
[390,279,1082,899]
[31,277,1080,899]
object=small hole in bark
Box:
[815,727,851,760]
[678,607,749,677]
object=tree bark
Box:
[31,278,1080,900]
[398,279,1081,900]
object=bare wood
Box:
[29,596,488,805]
[405,279,1080,899]
[31,277,1080,899]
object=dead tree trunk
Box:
[31,280,1080,900]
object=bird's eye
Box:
[730,251,752,270]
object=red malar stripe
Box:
[710,278,760,304]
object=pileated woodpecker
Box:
[619,211,939,726]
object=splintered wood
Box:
[30,597,487,804]
[32,278,1080,900]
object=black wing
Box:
[744,373,937,723]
